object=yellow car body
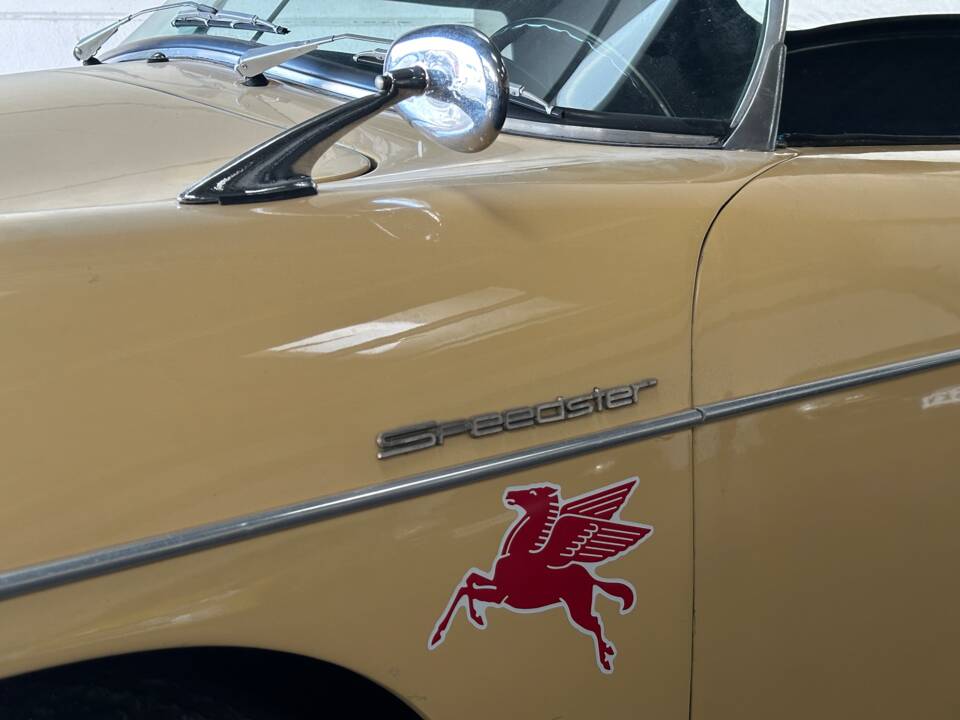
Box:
[1,5,959,719]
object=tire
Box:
[0,676,275,720]
[0,648,418,720]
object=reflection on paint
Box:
[263,286,577,357]
[371,197,432,210]
[797,392,866,414]
[267,320,421,354]
[358,296,576,355]
[922,386,960,410]
[368,196,443,241]
[831,150,960,164]
[452,511,515,539]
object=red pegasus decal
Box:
[428,477,652,673]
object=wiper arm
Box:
[173,9,290,35]
[73,3,289,65]
[235,33,393,86]
[238,43,561,117]
[508,83,558,116]
[74,2,216,64]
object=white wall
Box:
[0,1,140,75]
[788,0,958,28]
[1,1,957,75]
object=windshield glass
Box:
[129,0,767,130]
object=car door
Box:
[691,33,960,710]
[692,144,960,720]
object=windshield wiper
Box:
[240,39,562,121]
[233,31,557,120]
[74,2,215,64]
[173,9,290,35]
[237,39,561,118]
[235,33,393,85]
[74,2,289,65]
[236,33,563,122]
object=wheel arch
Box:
[0,646,422,718]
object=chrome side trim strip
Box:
[2,347,960,602]
[0,410,702,602]
[502,118,720,148]
[699,348,960,421]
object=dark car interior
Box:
[780,15,960,146]
[491,0,760,134]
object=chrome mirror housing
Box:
[180,24,508,205]
[384,25,508,153]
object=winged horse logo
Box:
[428,477,652,673]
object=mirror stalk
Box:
[179,67,426,205]
[179,24,508,206]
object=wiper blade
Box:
[237,42,560,118]
[74,1,216,64]
[173,9,290,35]
[236,36,558,116]
[73,3,289,65]
[235,33,392,85]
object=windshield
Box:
[129,0,767,131]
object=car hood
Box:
[0,67,371,214]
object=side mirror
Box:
[384,25,508,153]
[180,24,509,205]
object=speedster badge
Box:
[428,477,653,673]
[378,379,657,459]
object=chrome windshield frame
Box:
[100,0,789,151]
[724,0,789,150]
